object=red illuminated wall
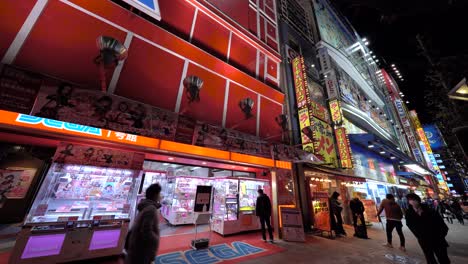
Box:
[0,0,284,141]
[157,0,280,87]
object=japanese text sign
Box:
[329,99,342,124]
[334,127,353,168]
[292,56,310,109]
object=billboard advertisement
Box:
[310,117,338,167]
[423,124,447,151]
[312,0,354,50]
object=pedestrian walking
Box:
[439,200,453,224]
[330,191,346,236]
[125,183,161,264]
[377,194,405,251]
[349,196,368,239]
[256,189,274,242]
[450,199,464,225]
[406,193,450,264]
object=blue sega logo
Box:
[155,242,265,264]
[16,114,102,136]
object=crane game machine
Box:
[8,143,144,264]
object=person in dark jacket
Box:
[350,196,368,239]
[450,199,464,225]
[330,191,346,236]
[406,193,450,264]
[377,194,405,251]
[256,189,273,242]
[125,184,161,264]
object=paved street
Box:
[240,220,468,264]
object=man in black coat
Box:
[406,193,450,264]
[256,189,273,242]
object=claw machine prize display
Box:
[8,143,144,264]
[161,176,212,225]
[211,178,270,235]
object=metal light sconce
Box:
[239,97,254,119]
[275,114,288,131]
[183,75,203,103]
[94,36,128,92]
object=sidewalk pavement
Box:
[240,220,468,264]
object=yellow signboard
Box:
[311,117,338,167]
[329,99,342,124]
[298,107,314,153]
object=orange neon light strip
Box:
[231,152,275,167]
[276,160,292,170]
[0,110,290,169]
[159,140,231,160]
[0,110,160,149]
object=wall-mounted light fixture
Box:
[94,36,128,92]
[183,75,203,103]
[239,97,255,119]
[275,114,288,131]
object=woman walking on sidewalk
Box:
[406,193,450,264]
[377,194,405,251]
[330,191,346,236]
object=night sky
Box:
[333,0,468,123]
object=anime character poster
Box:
[53,142,144,170]
[3,168,36,199]
[0,170,24,201]
[193,122,271,158]
[31,82,177,140]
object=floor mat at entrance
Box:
[155,231,285,264]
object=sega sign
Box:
[123,0,161,20]
[16,114,102,136]
[155,242,264,264]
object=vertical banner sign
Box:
[334,127,353,168]
[409,111,445,184]
[292,56,310,109]
[292,56,314,153]
[329,99,342,124]
[394,100,423,163]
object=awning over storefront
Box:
[348,133,434,176]
[304,164,366,182]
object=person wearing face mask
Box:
[406,193,450,264]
